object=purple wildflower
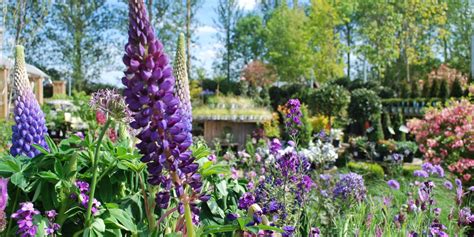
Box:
[11,202,40,237]
[434,208,441,216]
[283,99,302,136]
[10,46,48,158]
[44,210,60,235]
[90,89,132,122]
[433,165,444,177]
[468,186,474,192]
[413,170,429,178]
[75,180,101,215]
[455,178,462,186]
[226,213,239,221]
[282,225,295,237]
[269,138,282,155]
[310,227,320,237]
[458,207,474,226]
[443,181,453,190]
[238,192,255,210]
[333,173,367,202]
[123,0,201,215]
[387,179,400,190]
[429,221,448,237]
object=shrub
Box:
[310,115,330,134]
[402,164,421,176]
[430,79,440,98]
[263,112,281,138]
[439,79,450,99]
[410,80,420,98]
[348,89,382,130]
[451,78,464,98]
[407,99,474,182]
[347,161,385,180]
[310,84,350,129]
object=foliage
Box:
[438,79,450,99]
[264,3,312,82]
[307,0,345,82]
[241,60,276,88]
[310,84,350,129]
[262,113,281,138]
[0,120,13,153]
[310,115,330,134]
[407,100,474,182]
[215,0,243,81]
[231,14,266,66]
[451,78,464,98]
[348,89,382,126]
[347,161,384,180]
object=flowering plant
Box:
[407,100,474,181]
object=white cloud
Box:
[196,25,218,34]
[237,0,257,10]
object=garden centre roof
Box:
[193,96,273,122]
[0,56,50,79]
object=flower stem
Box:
[85,119,111,226]
[184,201,195,237]
[138,172,156,231]
[5,187,19,236]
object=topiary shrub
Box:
[310,84,350,129]
[430,79,440,98]
[410,80,420,98]
[439,79,449,99]
[348,88,382,134]
[348,161,385,180]
[451,78,464,98]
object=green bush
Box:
[439,79,449,99]
[430,80,440,98]
[451,78,464,98]
[410,80,420,98]
[402,164,421,176]
[348,88,382,127]
[348,161,385,180]
[309,84,350,128]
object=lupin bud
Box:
[10,45,48,158]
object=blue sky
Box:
[191,0,257,75]
[102,0,257,86]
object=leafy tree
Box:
[241,60,276,88]
[438,0,473,73]
[310,84,350,129]
[307,0,344,82]
[348,88,382,129]
[231,14,266,66]
[264,3,312,82]
[27,0,124,90]
[215,0,242,81]
[451,78,464,98]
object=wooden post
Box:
[52,80,66,96]
[0,68,7,119]
[31,76,44,105]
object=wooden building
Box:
[192,96,272,149]
[0,56,50,119]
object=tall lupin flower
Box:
[122,0,202,230]
[10,46,48,158]
[174,33,192,127]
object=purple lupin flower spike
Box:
[122,0,200,217]
[10,46,48,158]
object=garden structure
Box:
[0,56,49,119]
[193,96,272,149]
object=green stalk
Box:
[5,188,20,236]
[57,155,78,226]
[184,202,195,237]
[85,119,111,226]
